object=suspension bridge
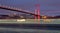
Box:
[0,5,41,24]
[0,5,60,33]
[0,5,40,16]
[0,5,60,24]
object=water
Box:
[0,19,59,33]
[0,27,59,33]
[0,19,60,24]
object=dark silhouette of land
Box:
[0,14,60,19]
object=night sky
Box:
[0,0,60,16]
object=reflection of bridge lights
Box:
[43,19,52,22]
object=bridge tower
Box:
[35,0,40,22]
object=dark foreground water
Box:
[0,23,60,33]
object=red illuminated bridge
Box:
[0,5,40,17]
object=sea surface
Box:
[0,19,59,33]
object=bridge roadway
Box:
[0,5,40,16]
